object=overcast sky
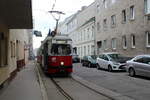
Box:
[32,0,95,49]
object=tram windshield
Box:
[51,44,71,55]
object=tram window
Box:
[51,44,71,55]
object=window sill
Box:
[111,25,116,28]
[131,46,135,49]
[123,47,127,49]
[121,21,126,24]
[146,45,150,48]
[112,48,116,50]
[104,48,108,50]
[0,65,7,68]
[129,18,135,21]
[145,13,150,16]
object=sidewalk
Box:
[0,61,43,100]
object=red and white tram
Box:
[37,34,73,74]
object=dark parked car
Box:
[82,55,97,68]
[72,54,80,63]
[125,55,150,77]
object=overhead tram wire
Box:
[51,0,57,10]
[48,0,65,35]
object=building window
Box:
[92,26,94,38]
[103,19,107,28]
[103,0,107,8]
[78,47,79,56]
[10,42,15,58]
[81,47,82,57]
[97,4,100,12]
[84,46,86,56]
[91,45,95,55]
[0,32,7,66]
[111,38,116,49]
[97,41,102,54]
[11,41,13,57]
[87,28,90,39]
[103,40,107,50]
[131,34,136,48]
[130,6,135,20]
[97,22,100,31]
[111,15,116,26]
[84,30,85,41]
[122,36,127,49]
[144,0,150,14]
[146,31,150,47]
[122,10,126,23]
[88,45,90,55]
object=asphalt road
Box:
[73,63,150,100]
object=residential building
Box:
[95,0,150,57]
[67,3,96,58]
[0,0,33,86]
[68,16,78,54]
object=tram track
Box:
[50,77,74,100]
[71,77,114,100]
[50,76,111,100]
[36,62,112,100]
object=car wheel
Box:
[88,63,91,68]
[129,68,135,77]
[96,64,101,70]
[108,65,112,72]
[82,62,84,66]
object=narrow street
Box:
[38,63,111,100]
[73,63,150,100]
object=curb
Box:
[72,74,134,100]
[35,62,48,100]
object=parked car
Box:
[96,52,132,72]
[72,54,80,63]
[82,55,97,68]
[125,55,150,77]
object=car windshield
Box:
[51,44,71,55]
[91,55,97,60]
[108,54,123,60]
[88,56,96,62]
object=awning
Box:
[0,0,33,29]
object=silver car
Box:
[126,55,150,77]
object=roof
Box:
[0,0,33,29]
[81,17,95,27]
[134,55,150,57]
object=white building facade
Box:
[66,3,96,58]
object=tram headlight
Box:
[60,62,64,66]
